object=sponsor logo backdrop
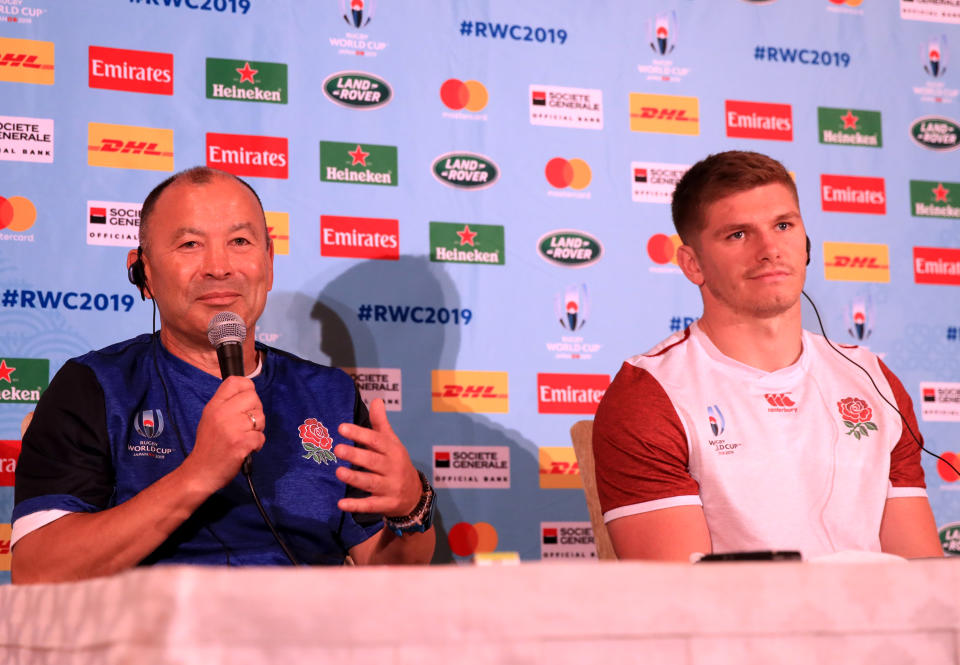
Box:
[1,2,959,578]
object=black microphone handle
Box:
[216,341,244,378]
[215,341,251,474]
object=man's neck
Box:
[158,328,259,379]
[696,305,803,373]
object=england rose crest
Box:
[299,418,338,464]
[837,397,878,440]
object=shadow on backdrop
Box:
[262,256,541,563]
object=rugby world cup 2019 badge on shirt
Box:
[837,397,878,440]
[299,418,338,464]
[129,409,173,459]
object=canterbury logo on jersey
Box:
[764,393,799,413]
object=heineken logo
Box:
[818,107,882,148]
[206,58,287,104]
[432,152,499,190]
[940,522,960,556]
[323,71,392,109]
[0,358,49,404]
[537,230,603,268]
[911,116,960,151]
[319,140,397,186]
[430,221,505,265]
[910,180,960,219]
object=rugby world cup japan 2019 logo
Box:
[837,397,878,440]
[707,405,725,437]
[341,0,374,28]
[299,418,337,464]
[134,409,164,439]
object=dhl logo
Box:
[539,446,582,489]
[432,385,506,399]
[431,370,508,413]
[0,54,50,69]
[629,93,699,136]
[88,122,174,172]
[0,37,54,85]
[265,211,289,255]
[823,242,890,283]
[635,107,696,122]
[89,139,171,156]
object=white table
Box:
[1,559,958,664]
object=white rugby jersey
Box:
[593,322,927,559]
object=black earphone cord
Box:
[803,290,960,479]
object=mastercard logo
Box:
[440,78,488,112]
[647,233,682,265]
[828,0,862,5]
[448,521,498,557]
[545,157,591,190]
[938,452,960,483]
[0,196,36,232]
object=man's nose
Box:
[203,244,232,277]
[755,230,782,262]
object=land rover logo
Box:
[323,71,392,109]
[537,230,603,268]
[910,116,960,152]
[431,152,500,190]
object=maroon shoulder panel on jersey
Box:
[593,362,699,515]
[878,359,926,489]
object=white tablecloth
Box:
[1,559,958,664]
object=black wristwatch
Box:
[385,470,436,537]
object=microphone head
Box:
[207,311,247,348]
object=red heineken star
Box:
[0,360,14,383]
[456,225,478,246]
[933,183,950,202]
[348,145,370,166]
[236,62,258,84]
[841,110,859,130]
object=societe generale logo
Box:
[823,241,890,283]
[206,132,288,179]
[0,37,54,85]
[820,174,886,214]
[538,446,582,489]
[88,46,173,95]
[725,100,793,141]
[431,370,509,413]
[320,215,399,260]
[914,247,960,286]
[87,122,173,171]
[629,92,699,136]
[537,373,610,414]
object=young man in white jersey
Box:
[593,151,943,561]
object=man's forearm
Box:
[349,526,436,565]
[11,465,214,583]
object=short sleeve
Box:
[593,362,701,522]
[13,361,115,521]
[877,359,927,495]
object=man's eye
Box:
[777,222,791,230]
[180,240,198,249]
[729,231,744,240]
[231,237,251,246]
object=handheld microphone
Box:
[207,311,246,378]
[206,311,252,475]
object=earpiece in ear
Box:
[805,235,811,267]
[128,246,147,300]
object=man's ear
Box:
[676,244,705,287]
